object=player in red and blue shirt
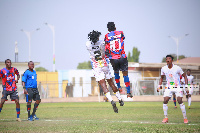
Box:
[0,59,21,122]
[104,22,133,98]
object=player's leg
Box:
[14,99,21,122]
[176,89,188,123]
[162,96,170,123]
[106,78,124,106]
[32,89,41,120]
[122,71,132,98]
[0,99,6,113]
[27,102,32,119]
[188,86,193,109]
[114,71,122,91]
[104,66,124,106]
[186,94,188,101]
[177,97,188,123]
[120,57,132,98]
[173,93,177,108]
[0,90,7,113]
[162,89,171,123]
[110,59,122,92]
[188,94,191,109]
[11,90,21,122]
[27,88,34,121]
[98,79,118,113]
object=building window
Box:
[72,77,75,86]
[80,77,83,86]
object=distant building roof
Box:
[176,57,200,64]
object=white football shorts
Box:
[93,66,112,81]
[163,87,183,98]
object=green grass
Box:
[0,101,200,133]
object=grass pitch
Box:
[0,101,200,133]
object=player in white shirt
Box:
[181,69,194,109]
[86,30,124,113]
[157,55,189,124]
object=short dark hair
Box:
[166,55,174,60]
[107,22,115,31]
[28,61,34,65]
[88,30,101,44]
[5,59,11,64]
[187,69,191,72]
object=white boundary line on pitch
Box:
[0,119,198,125]
[43,119,199,125]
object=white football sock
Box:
[188,97,191,106]
[114,91,122,101]
[105,92,113,102]
[180,103,187,119]
[163,104,168,118]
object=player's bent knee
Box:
[15,100,20,105]
[163,101,168,104]
[177,100,183,104]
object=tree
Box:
[161,54,186,62]
[77,61,92,69]
[127,47,140,62]
[35,67,48,72]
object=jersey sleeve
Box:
[191,76,194,84]
[181,76,185,84]
[0,70,3,78]
[177,66,184,75]
[104,35,112,59]
[14,68,19,76]
[86,41,93,57]
[22,71,28,82]
[121,31,125,40]
[161,67,165,76]
[104,34,109,43]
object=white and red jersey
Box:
[161,64,184,86]
[86,40,108,68]
[181,75,194,85]
[187,75,194,85]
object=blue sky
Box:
[0,0,200,71]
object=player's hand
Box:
[24,89,28,95]
[15,80,18,83]
[157,85,162,92]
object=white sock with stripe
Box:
[105,92,113,102]
[163,104,168,118]
[114,91,122,101]
[180,103,187,119]
[188,97,191,106]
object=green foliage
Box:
[127,47,140,62]
[77,61,92,69]
[35,67,48,72]
[162,54,186,62]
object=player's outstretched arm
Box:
[22,71,28,94]
[15,68,20,83]
[22,81,28,94]
[157,75,164,92]
[182,73,189,93]
[16,75,20,83]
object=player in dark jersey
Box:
[22,61,41,121]
[0,59,21,122]
[104,22,133,98]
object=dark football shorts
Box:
[1,89,19,101]
[26,88,41,102]
[110,57,128,72]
